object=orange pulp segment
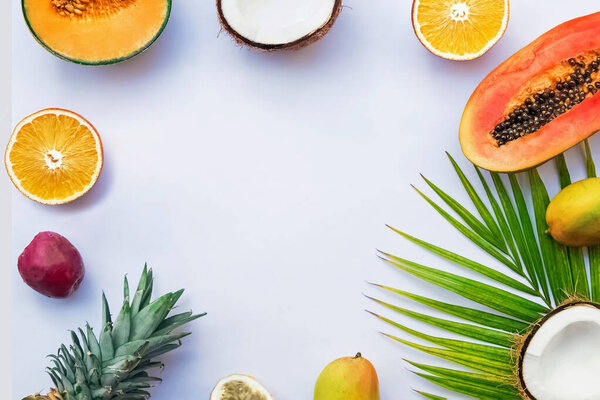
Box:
[412,0,509,60]
[5,108,103,205]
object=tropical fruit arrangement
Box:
[372,148,600,399]
[9,0,600,399]
[371,10,600,399]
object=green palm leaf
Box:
[386,334,512,376]
[414,372,519,399]
[367,302,514,347]
[407,360,516,393]
[420,174,503,250]
[416,391,447,400]
[379,252,547,321]
[475,167,523,272]
[490,173,538,285]
[555,154,590,299]
[386,227,539,296]
[584,141,600,302]
[412,186,521,274]
[507,173,548,299]
[447,153,507,252]
[371,147,600,399]
[369,284,529,332]
[529,168,574,303]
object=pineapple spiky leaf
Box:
[25,267,204,400]
[371,145,599,398]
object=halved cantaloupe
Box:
[22,0,171,65]
[460,12,600,172]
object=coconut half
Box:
[210,374,273,400]
[217,0,342,50]
[519,302,600,400]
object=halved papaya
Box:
[22,0,171,65]
[460,12,600,172]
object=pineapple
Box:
[370,142,600,399]
[23,266,204,400]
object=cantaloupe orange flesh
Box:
[460,12,600,172]
[23,0,169,63]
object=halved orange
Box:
[412,0,509,61]
[5,109,103,205]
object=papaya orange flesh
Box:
[460,12,600,172]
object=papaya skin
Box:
[460,11,600,172]
[546,177,600,247]
[314,353,379,400]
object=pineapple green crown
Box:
[24,265,205,400]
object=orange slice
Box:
[5,109,103,205]
[412,0,509,60]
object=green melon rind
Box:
[21,0,172,66]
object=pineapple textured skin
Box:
[23,266,204,400]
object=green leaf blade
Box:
[412,186,521,274]
[371,284,529,333]
[420,175,501,250]
[387,335,512,376]
[407,361,518,396]
[555,155,590,300]
[380,253,547,322]
[447,153,507,251]
[368,301,514,348]
[388,227,539,296]
[529,169,573,304]
[507,173,549,301]
[414,372,520,400]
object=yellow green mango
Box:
[546,177,600,247]
[314,353,379,400]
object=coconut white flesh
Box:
[522,304,600,400]
[210,374,273,400]
[220,0,336,45]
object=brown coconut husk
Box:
[513,297,600,399]
[216,0,343,51]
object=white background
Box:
[1,0,11,395]
[10,1,600,399]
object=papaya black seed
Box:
[490,55,600,146]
